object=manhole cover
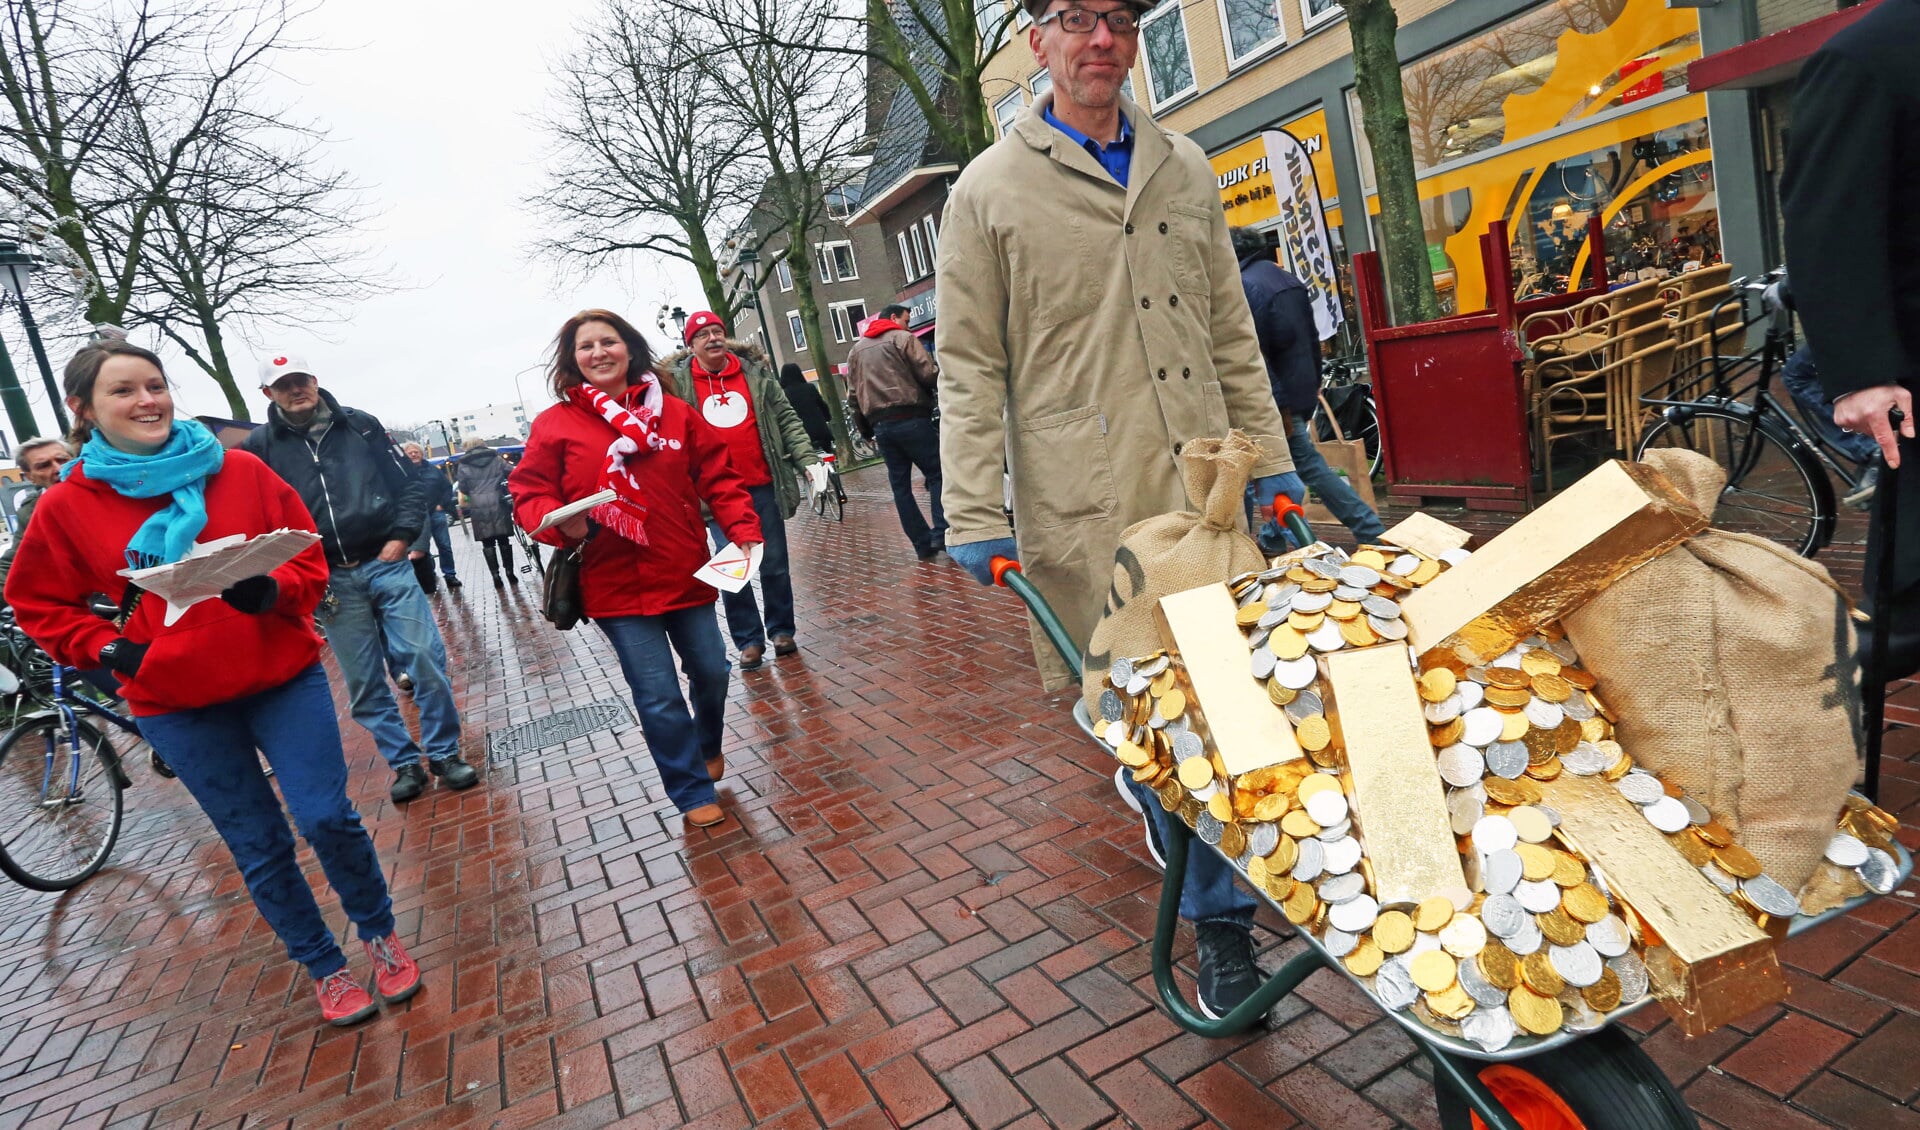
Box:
[487,699,633,762]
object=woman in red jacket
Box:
[511,310,762,829]
[5,341,418,1027]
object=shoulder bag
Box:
[541,528,596,630]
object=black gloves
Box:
[220,575,279,615]
[98,638,148,678]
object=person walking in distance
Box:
[665,312,821,670]
[244,354,480,803]
[0,437,71,597]
[848,303,947,560]
[512,310,762,828]
[936,0,1305,1022]
[1232,227,1384,545]
[778,362,836,453]
[454,439,518,586]
[7,342,423,1026]
[401,443,463,593]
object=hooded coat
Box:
[935,93,1293,687]
[454,446,514,540]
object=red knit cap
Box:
[683,310,725,344]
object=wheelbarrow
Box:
[987,499,1913,1130]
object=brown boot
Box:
[686,803,725,827]
[738,644,765,671]
[706,755,725,781]
[771,634,798,657]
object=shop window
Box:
[994,90,1024,136]
[1140,2,1196,110]
[1218,0,1285,68]
[830,300,869,344]
[787,311,806,351]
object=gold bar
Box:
[1154,584,1302,776]
[1398,461,1706,664]
[1541,772,1784,1035]
[1380,512,1472,560]
[1323,645,1468,908]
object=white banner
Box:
[1265,129,1344,342]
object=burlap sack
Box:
[1562,449,1861,893]
[1081,432,1269,715]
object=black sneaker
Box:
[430,755,479,790]
[1195,922,1268,1023]
[150,750,177,780]
[391,762,429,803]
[1114,766,1165,871]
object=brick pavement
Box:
[0,465,1913,1130]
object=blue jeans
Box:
[321,557,462,770]
[426,512,458,579]
[1123,776,1256,928]
[707,483,795,649]
[1250,418,1386,547]
[135,664,394,978]
[1783,346,1878,466]
[873,416,947,555]
[600,607,730,812]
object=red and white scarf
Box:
[567,375,682,546]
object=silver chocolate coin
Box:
[1322,836,1363,875]
[1608,953,1649,1004]
[1458,956,1510,1009]
[1276,655,1321,690]
[1523,698,1565,731]
[1586,915,1631,958]
[1741,874,1802,919]
[1284,692,1324,724]
[1109,658,1135,688]
[1292,836,1325,882]
[1549,941,1603,988]
[1250,647,1277,680]
[1099,689,1123,723]
[1374,960,1418,1011]
[1338,565,1382,589]
[1328,893,1380,933]
[1195,811,1224,846]
[1825,832,1869,868]
[1424,696,1463,725]
[1437,744,1486,788]
[1463,1006,1517,1053]
[1486,741,1530,780]
[1616,772,1665,806]
[1292,589,1333,614]
[1318,871,1366,904]
[1172,731,1205,760]
[1362,595,1401,620]
[1247,822,1279,859]
[1515,879,1563,914]
[1859,848,1899,894]
[1560,743,1609,776]
[1370,616,1411,643]
[1481,893,1528,939]
[1481,850,1524,896]
[1643,796,1691,834]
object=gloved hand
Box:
[947,537,1018,586]
[1248,471,1309,552]
[220,574,280,615]
[98,638,148,678]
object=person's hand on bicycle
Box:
[1834,385,1915,468]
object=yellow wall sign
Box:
[1213,109,1339,227]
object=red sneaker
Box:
[363,934,422,1004]
[315,969,378,1026]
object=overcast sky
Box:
[7,0,709,438]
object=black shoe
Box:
[1114,767,1165,871]
[445,577,464,590]
[916,547,942,561]
[391,762,429,803]
[149,750,176,780]
[491,573,504,587]
[395,673,414,694]
[430,755,479,790]
[1195,922,1268,1023]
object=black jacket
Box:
[413,461,456,513]
[244,388,425,566]
[780,376,836,451]
[1238,253,1321,416]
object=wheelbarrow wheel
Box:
[1434,1027,1697,1130]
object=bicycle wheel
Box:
[822,472,845,522]
[1637,404,1832,557]
[0,714,123,891]
[1434,1027,1698,1130]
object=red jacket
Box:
[510,387,762,619]
[4,450,330,716]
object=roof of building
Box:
[855,12,962,220]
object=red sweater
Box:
[686,355,771,486]
[4,450,330,716]
[510,387,763,619]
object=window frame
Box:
[922,214,939,258]
[827,240,858,281]
[1030,68,1052,99]
[829,299,870,344]
[1139,1,1199,111]
[1215,0,1288,70]
[786,310,807,351]
[993,89,1025,136]
[776,259,793,291]
[1299,0,1344,31]
[909,224,931,282]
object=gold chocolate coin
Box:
[1235,604,1266,627]
[1410,950,1459,993]
[1715,843,1763,880]
[1537,908,1584,947]
[1582,967,1623,1012]
[1409,559,1442,585]
[1345,937,1384,977]
[1207,793,1234,824]
[1351,549,1388,570]
[1283,882,1320,925]
[1288,611,1324,631]
[1520,952,1566,997]
[1429,717,1466,747]
[1427,983,1477,1020]
[1500,713,1533,743]
[1487,667,1531,690]
[1253,793,1289,822]
[1297,773,1342,803]
[1695,820,1733,848]
[1525,757,1564,782]
[1508,806,1553,844]
[1158,689,1187,720]
[1419,668,1457,702]
[1551,851,1587,889]
[1672,831,1713,867]
[1267,678,1298,706]
[1270,629,1309,661]
[1151,669,1178,696]
[1116,740,1151,768]
[1581,716,1611,744]
[1296,715,1332,752]
[1561,666,1597,689]
[1485,685,1532,709]
[1553,719,1583,755]
[1478,943,1520,990]
[1515,843,1557,882]
[1510,986,1564,1036]
[1563,883,1610,924]
[1484,777,1541,806]
[1281,810,1321,838]
[1264,873,1295,902]
[1267,834,1299,873]
[1218,822,1248,859]
[1339,618,1377,647]
[1177,756,1213,790]
[1413,897,1454,933]
[1156,780,1185,812]
[1521,651,1563,678]
[1373,911,1416,954]
[1327,599,1361,621]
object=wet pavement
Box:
[0,464,1914,1129]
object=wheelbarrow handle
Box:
[991,556,1084,681]
[1272,498,1315,549]
[1864,404,1906,804]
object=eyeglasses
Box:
[1036,6,1142,34]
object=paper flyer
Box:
[534,489,617,534]
[695,541,763,594]
[119,528,323,626]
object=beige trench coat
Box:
[937,94,1293,689]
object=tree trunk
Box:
[195,304,249,421]
[685,226,734,324]
[1346,0,1441,325]
[785,223,853,460]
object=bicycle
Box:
[511,519,544,576]
[1634,269,1867,558]
[0,621,137,891]
[810,453,847,522]
[1311,355,1382,477]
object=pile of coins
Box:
[1098,537,1909,1052]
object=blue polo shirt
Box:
[1044,105,1135,187]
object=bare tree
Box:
[530,2,766,320]
[1345,0,1441,323]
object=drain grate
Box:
[487,699,633,763]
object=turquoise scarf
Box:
[68,418,226,569]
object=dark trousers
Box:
[134,664,395,978]
[874,416,947,556]
[707,483,795,649]
[480,535,514,579]
[1864,432,1920,680]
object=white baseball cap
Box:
[258,353,316,388]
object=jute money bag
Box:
[1563,449,1860,893]
[1081,431,1270,716]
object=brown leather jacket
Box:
[846,324,938,437]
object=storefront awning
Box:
[1687,0,1881,92]
[912,322,935,340]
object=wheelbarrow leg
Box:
[1149,815,1330,1037]
[1421,1043,1529,1130]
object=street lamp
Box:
[654,304,689,340]
[0,241,65,431]
[731,247,777,360]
